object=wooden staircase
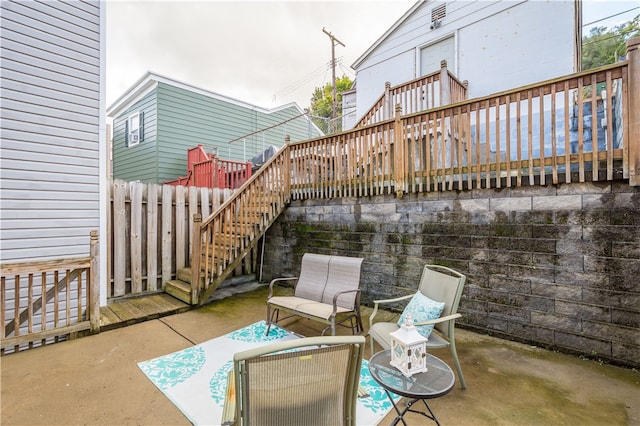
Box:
[164,206,272,304]
[164,144,292,305]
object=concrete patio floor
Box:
[1,284,638,426]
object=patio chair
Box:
[368,264,467,389]
[222,335,365,426]
[266,253,364,336]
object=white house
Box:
[0,0,107,304]
[345,0,580,129]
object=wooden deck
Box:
[99,293,191,331]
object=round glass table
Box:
[368,350,455,426]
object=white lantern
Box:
[389,315,428,377]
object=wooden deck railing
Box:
[192,157,252,189]
[1,231,100,353]
[191,49,638,304]
[291,61,631,198]
[166,144,253,190]
[355,60,468,128]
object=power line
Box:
[583,32,628,47]
[338,61,355,79]
[583,6,639,27]
[272,60,335,102]
[275,60,331,93]
[227,112,309,145]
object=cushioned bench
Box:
[266,253,364,336]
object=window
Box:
[125,112,144,147]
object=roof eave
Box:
[107,71,309,119]
[106,71,157,118]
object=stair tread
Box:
[165,279,190,291]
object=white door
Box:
[420,36,455,75]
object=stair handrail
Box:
[354,60,467,128]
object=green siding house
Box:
[107,72,322,184]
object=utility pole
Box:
[322,27,345,134]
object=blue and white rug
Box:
[138,321,398,425]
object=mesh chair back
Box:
[294,253,330,301]
[321,256,363,309]
[234,336,364,426]
[418,265,466,337]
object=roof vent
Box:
[430,4,446,29]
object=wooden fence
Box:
[0,180,235,352]
[1,231,99,354]
[108,179,234,299]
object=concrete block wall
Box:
[261,181,640,367]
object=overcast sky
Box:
[106,0,640,111]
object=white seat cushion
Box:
[269,297,351,321]
[368,322,397,349]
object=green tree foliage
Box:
[309,75,353,134]
[582,15,639,70]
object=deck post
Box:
[627,37,640,186]
[394,104,405,197]
[283,137,291,202]
[89,230,100,333]
[191,214,202,304]
[284,135,291,196]
[384,81,391,120]
[440,60,451,106]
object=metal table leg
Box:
[384,389,409,426]
[405,398,442,425]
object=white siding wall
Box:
[341,90,357,130]
[353,0,576,124]
[0,0,103,263]
[355,50,415,120]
